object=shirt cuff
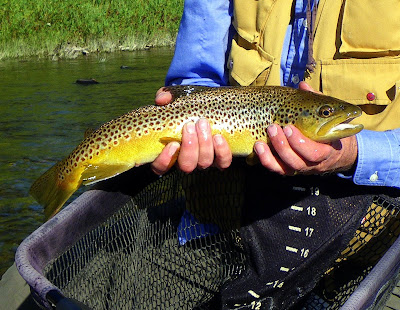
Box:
[353,129,400,188]
[169,78,222,87]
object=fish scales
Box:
[30,86,363,218]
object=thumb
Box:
[155,87,173,106]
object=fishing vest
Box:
[229,0,400,131]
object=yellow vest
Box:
[229,0,400,131]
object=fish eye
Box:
[318,105,334,118]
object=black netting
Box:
[44,168,247,310]
[298,196,400,310]
[41,162,400,310]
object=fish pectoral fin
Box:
[81,164,131,186]
[159,137,181,145]
[246,152,260,166]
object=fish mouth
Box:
[317,111,363,141]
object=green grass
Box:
[0,0,183,60]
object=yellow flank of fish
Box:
[30,86,363,219]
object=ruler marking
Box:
[248,290,260,298]
[291,205,303,212]
[288,225,302,233]
[285,246,298,253]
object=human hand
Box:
[253,82,358,175]
[154,87,173,106]
[151,87,232,175]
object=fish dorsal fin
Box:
[81,163,132,186]
[84,128,95,139]
[164,85,213,101]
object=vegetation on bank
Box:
[0,0,183,60]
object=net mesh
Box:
[42,164,400,310]
[297,196,400,309]
[44,168,247,309]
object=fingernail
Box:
[156,91,166,100]
[283,126,292,138]
[254,142,265,155]
[267,124,278,137]
[198,118,208,131]
[168,142,180,157]
[214,134,223,146]
[186,122,195,134]
[198,118,209,141]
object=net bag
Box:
[15,161,400,309]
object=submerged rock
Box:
[75,79,99,85]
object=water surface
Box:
[0,48,174,276]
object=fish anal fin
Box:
[81,164,131,186]
[246,152,260,166]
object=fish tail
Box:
[29,163,80,219]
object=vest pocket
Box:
[320,58,400,107]
[229,37,274,86]
[339,0,400,57]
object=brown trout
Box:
[30,86,363,218]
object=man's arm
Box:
[354,129,400,188]
[152,0,233,174]
[165,0,233,87]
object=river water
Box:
[0,48,174,276]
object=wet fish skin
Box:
[30,86,363,219]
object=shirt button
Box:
[369,171,379,182]
[291,75,300,84]
[229,59,234,69]
[366,92,375,101]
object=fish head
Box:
[274,91,364,142]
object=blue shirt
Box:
[166,0,400,189]
[281,0,315,87]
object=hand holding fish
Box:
[153,83,358,176]
[254,82,358,176]
[254,124,357,176]
[154,88,232,174]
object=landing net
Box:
[16,162,400,309]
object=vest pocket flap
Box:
[229,38,273,86]
[321,58,400,106]
[340,0,400,56]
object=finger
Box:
[285,125,357,173]
[177,122,199,173]
[283,125,332,163]
[213,134,232,169]
[254,141,293,175]
[267,124,308,171]
[151,142,180,175]
[196,119,214,169]
[155,87,173,105]
[298,81,322,94]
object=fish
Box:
[30,86,363,219]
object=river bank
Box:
[0,0,183,60]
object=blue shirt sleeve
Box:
[353,129,400,188]
[165,0,233,87]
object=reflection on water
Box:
[0,48,174,276]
